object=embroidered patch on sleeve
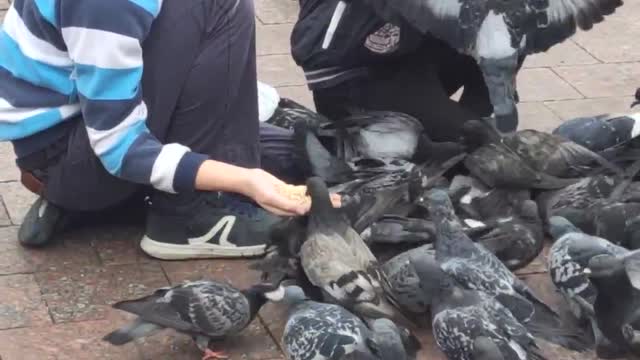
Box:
[364,23,401,54]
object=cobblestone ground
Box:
[1,0,639,358]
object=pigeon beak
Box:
[478,55,519,133]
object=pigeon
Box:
[586,160,640,249]
[421,189,592,351]
[293,119,354,185]
[267,97,331,130]
[537,174,621,233]
[355,0,622,131]
[300,177,407,323]
[552,113,640,153]
[381,244,437,315]
[463,120,623,182]
[633,88,640,108]
[360,215,435,245]
[277,285,421,360]
[410,252,547,360]
[319,111,425,161]
[547,216,628,353]
[461,121,582,189]
[466,199,545,271]
[103,280,285,360]
[585,248,640,358]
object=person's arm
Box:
[59,0,308,215]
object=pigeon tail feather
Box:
[526,305,593,352]
[103,318,163,345]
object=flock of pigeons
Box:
[98,91,640,360]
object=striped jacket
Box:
[0,0,208,193]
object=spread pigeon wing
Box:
[526,0,623,53]
[360,0,466,48]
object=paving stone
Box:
[514,242,550,276]
[161,259,262,289]
[135,318,282,360]
[0,141,19,182]
[0,274,51,330]
[257,55,306,87]
[17,227,101,273]
[523,40,599,68]
[254,0,299,25]
[0,320,140,360]
[572,14,640,63]
[0,226,37,275]
[35,263,168,324]
[0,196,10,226]
[275,85,315,110]
[517,102,563,132]
[545,96,636,121]
[90,225,152,266]
[0,181,37,225]
[414,324,447,360]
[258,302,287,348]
[517,68,583,102]
[0,0,9,9]
[256,23,293,56]
[553,62,640,98]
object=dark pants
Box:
[17,0,262,211]
[312,37,495,141]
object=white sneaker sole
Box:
[140,236,267,260]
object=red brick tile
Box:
[0,320,140,360]
[35,263,168,324]
[515,242,551,276]
[89,225,153,266]
[0,227,37,275]
[0,274,51,330]
[24,228,101,273]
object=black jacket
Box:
[290,0,424,90]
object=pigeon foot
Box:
[202,349,229,360]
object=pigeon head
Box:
[306,177,344,229]
[368,319,420,360]
[472,336,504,360]
[424,189,456,221]
[477,54,520,133]
[548,216,581,240]
[461,120,493,149]
[518,200,540,221]
[584,254,624,279]
[409,252,452,295]
[632,88,640,108]
[280,285,308,305]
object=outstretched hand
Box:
[244,169,341,216]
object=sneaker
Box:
[18,196,67,247]
[140,191,281,260]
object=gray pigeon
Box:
[585,248,640,358]
[103,280,284,360]
[301,177,407,323]
[277,285,420,360]
[421,189,592,351]
[410,253,547,360]
[356,0,622,131]
[360,215,435,245]
[547,216,627,356]
[552,112,640,153]
[381,244,437,315]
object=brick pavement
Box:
[0,0,638,358]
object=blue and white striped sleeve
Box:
[58,0,208,193]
